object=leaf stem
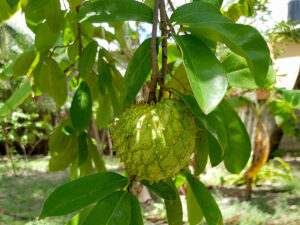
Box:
[148,0,159,103]
[158,0,168,101]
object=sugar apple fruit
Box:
[112,99,197,183]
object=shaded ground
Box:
[0,155,299,225]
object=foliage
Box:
[0,0,290,224]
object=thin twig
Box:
[158,0,168,101]
[148,0,160,103]
[49,39,78,58]
[167,0,175,11]
[167,67,192,94]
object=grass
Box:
[0,155,300,225]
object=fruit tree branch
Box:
[148,0,159,103]
[158,0,168,101]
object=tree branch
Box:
[158,0,168,101]
[148,0,159,103]
[167,0,175,11]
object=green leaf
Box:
[166,63,192,94]
[194,130,209,176]
[218,100,251,173]
[35,22,60,51]
[40,172,128,218]
[65,206,93,225]
[121,38,153,110]
[67,0,83,8]
[223,54,276,89]
[130,193,144,225]
[185,173,222,225]
[141,180,177,200]
[276,88,300,109]
[165,179,183,225]
[207,132,223,167]
[48,119,78,171]
[79,42,98,78]
[78,132,88,166]
[96,93,112,129]
[170,1,270,87]
[82,191,131,225]
[193,0,222,9]
[187,183,203,225]
[87,138,106,172]
[13,49,37,77]
[77,0,153,23]
[172,91,227,157]
[70,82,93,132]
[0,80,31,117]
[37,58,68,109]
[173,34,227,114]
[0,0,20,22]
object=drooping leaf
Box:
[187,183,203,225]
[77,0,153,23]
[0,0,20,22]
[170,1,270,87]
[78,132,88,166]
[96,93,112,129]
[165,179,183,225]
[70,82,93,132]
[79,42,98,78]
[121,38,153,110]
[40,172,128,218]
[173,91,227,155]
[207,132,223,167]
[130,193,144,225]
[194,130,209,176]
[185,173,223,225]
[48,119,78,172]
[37,58,68,109]
[81,191,131,225]
[173,34,227,114]
[141,180,177,200]
[0,80,31,117]
[218,100,251,174]
[13,49,37,77]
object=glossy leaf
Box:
[13,50,37,77]
[78,132,88,166]
[186,173,223,225]
[82,191,131,225]
[79,42,98,78]
[40,172,128,218]
[218,100,251,173]
[187,183,203,225]
[37,58,67,109]
[121,38,153,110]
[165,179,183,225]
[70,82,92,132]
[170,1,270,87]
[77,0,153,23]
[48,119,78,172]
[173,91,227,155]
[141,179,177,200]
[0,80,31,117]
[173,34,227,114]
[0,0,20,22]
[194,130,209,176]
[130,193,144,225]
[207,132,223,167]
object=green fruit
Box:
[112,99,197,183]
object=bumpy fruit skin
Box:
[111,99,197,183]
